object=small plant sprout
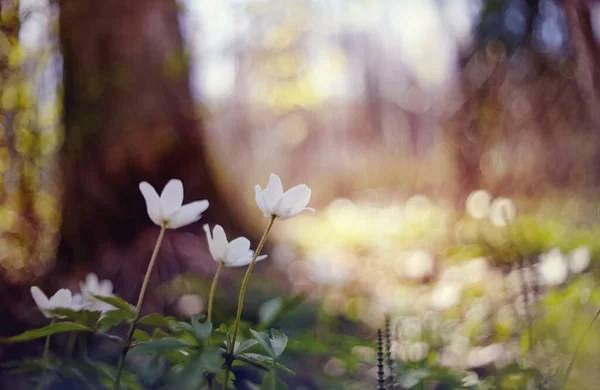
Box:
[114,179,209,389]
[204,223,268,322]
[222,174,313,389]
[254,173,314,220]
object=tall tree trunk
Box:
[57,0,242,302]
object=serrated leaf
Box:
[93,295,136,314]
[250,330,275,360]
[216,323,228,334]
[129,338,190,355]
[165,347,222,390]
[268,329,287,358]
[1,322,92,343]
[191,315,212,340]
[235,339,259,354]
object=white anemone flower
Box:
[254,174,314,220]
[569,246,591,274]
[538,248,568,286]
[139,179,209,229]
[30,287,83,318]
[204,224,267,267]
[80,273,118,313]
[466,189,491,219]
[489,197,516,227]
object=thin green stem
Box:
[66,333,77,360]
[561,306,600,388]
[37,318,56,390]
[208,262,225,323]
[113,225,167,390]
[222,216,276,390]
[42,318,56,361]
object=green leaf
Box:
[274,362,296,376]
[235,339,259,354]
[152,328,169,340]
[250,330,275,360]
[165,347,223,390]
[130,338,190,355]
[97,308,136,332]
[259,371,288,390]
[140,355,164,386]
[133,329,150,342]
[47,309,102,328]
[93,295,136,314]
[216,323,228,334]
[1,322,93,343]
[191,315,212,340]
[260,371,277,390]
[268,329,287,358]
[138,313,180,331]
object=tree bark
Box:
[56,0,242,300]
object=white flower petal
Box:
[211,225,229,261]
[139,182,162,225]
[31,286,50,316]
[50,289,73,308]
[160,179,184,219]
[255,185,271,216]
[168,200,209,229]
[98,280,114,296]
[263,174,284,210]
[255,254,268,262]
[277,184,311,218]
[203,224,216,260]
[227,237,251,265]
[228,255,253,267]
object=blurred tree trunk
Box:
[561,0,600,183]
[56,0,242,300]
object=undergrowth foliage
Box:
[1,174,312,390]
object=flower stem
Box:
[222,216,276,389]
[113,225,166,390]
[37,318,56,390]
[208,262,225,323]
[42,318,56,361]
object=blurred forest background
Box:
[3,0,600,388]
